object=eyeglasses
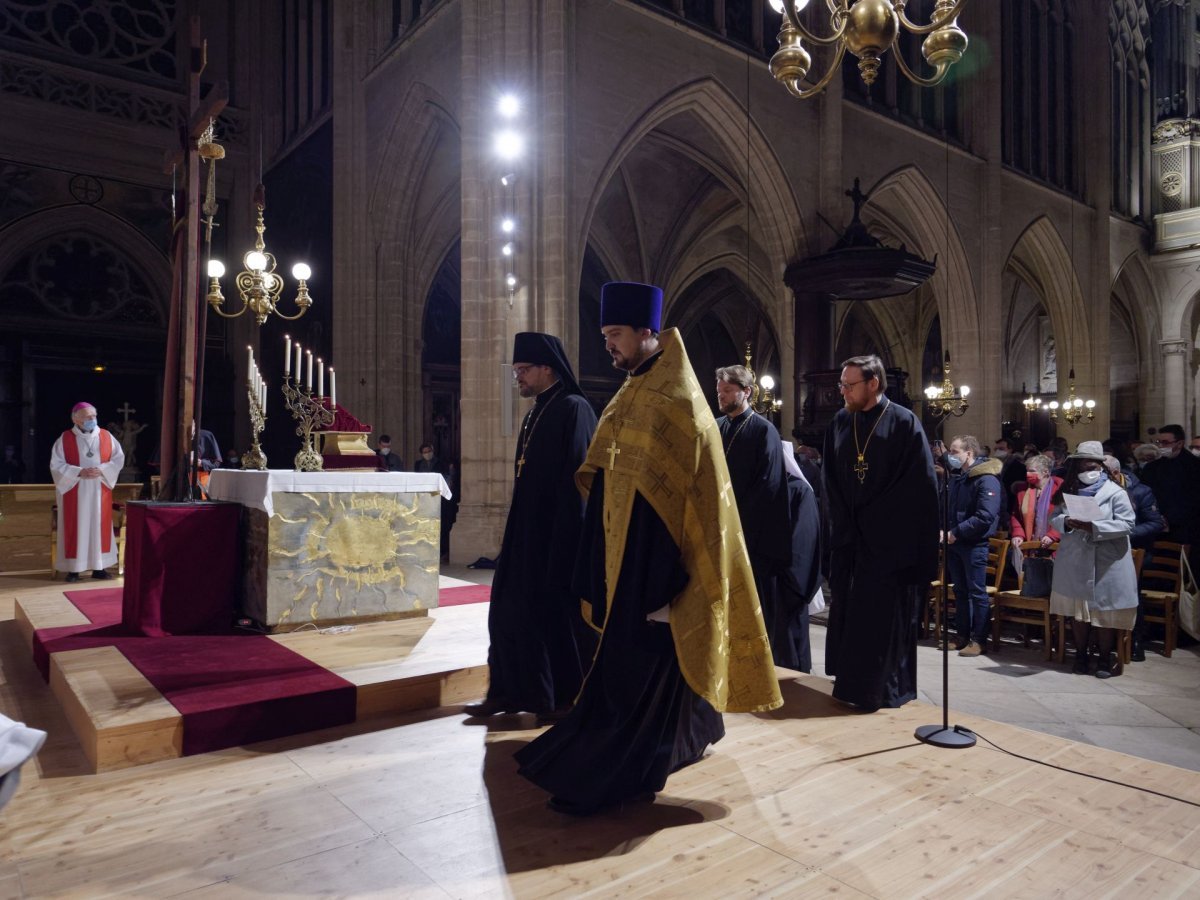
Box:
[1153,437,1178,446]
[836,380,865,391]
[511,365,534,380]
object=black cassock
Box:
[762,473,821,672]
[822,399,938,709]
[485,381,597,714]
[720,410,791,605]
[514,470,724,808]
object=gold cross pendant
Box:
[516,455,526,478]
[606,439,621,470]
[853,453,868,483]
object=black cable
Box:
[962,725,1200,809]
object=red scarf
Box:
[60,429,113,558]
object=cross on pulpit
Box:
[117,402,136,425]
[606,439,621,470]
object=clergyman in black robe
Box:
[515,283,781,815]
[765,448,822,672]
[464,332,597,719]
[715,366,792,610]
[823,354,939,710]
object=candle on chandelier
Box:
[247,345,253,376]
[294,342,302,381]
[284,335,291,376]
[318,358,324,398]
[306,350,313,390]
[330,368,336,409]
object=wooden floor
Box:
[2,577,1200,897]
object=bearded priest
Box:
[49,402,124,583]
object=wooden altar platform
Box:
[13,579,487,772]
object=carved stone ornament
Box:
[1161,172,1184,197]
[1152,118,1200,144]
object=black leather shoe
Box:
[1072,652,1090,675]
[91,570,113,580]
[1130,641,1145,662]
[64,572,81,583]
[463,699,516,717]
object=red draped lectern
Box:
[121,501,241,636]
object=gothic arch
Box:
[1004,216,1092,379]
[0,204,170,318]
[860,166,979,364]
[1111,250,1158,384]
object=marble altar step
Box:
[14,580,488,773]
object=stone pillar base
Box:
[449,500,510,565]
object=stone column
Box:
[453,0,571,563]
[1161,339,1191,427]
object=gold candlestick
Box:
[241,381,268,470]
[281,375,335,471]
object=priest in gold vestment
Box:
[516,282,782,815]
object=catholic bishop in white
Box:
[49,403,124,582]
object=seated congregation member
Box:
[1049,441,1138,679]
[515,282,781,815]
[1102,455,1164,662]
[942,435,1001,657]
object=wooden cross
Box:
[516,455,526,478]
[606,439,621,470]
[854,453,868,483]
[116,402,136,424]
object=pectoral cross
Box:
[516,455,526,478]
[854,453,868,484]
[606,439,621,470]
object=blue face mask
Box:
[80,420,97,433]
[945,453,964,471]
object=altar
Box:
[207,470,451,631]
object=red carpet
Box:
[33,590,356,755]
[438,584,492,607]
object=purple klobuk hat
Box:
[600,282,663,332]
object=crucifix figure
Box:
[853,453,868,483]
[606,439,621,470]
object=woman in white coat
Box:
[1049,441,1138,678]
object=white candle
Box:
[306,350,312,390]
[247,345,253,375]
[284,335,291,376]
[330,368,336,409]
[294,343,302,381]
[318,358,324,398]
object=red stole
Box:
[61,429,114,558]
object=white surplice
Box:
[49,427,125,573]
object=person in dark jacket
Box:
[943,435,1002,657]
[1104,455,1165,661]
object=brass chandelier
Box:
[924,351,969,419]
[768,0,970,100]
[1047,369,1096,428]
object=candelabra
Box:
[1047,369,1096,428]
[744,341,784,415]
[1021,382,1040,413]
[281,375,335,471]
[923,351,970,419]
[241,380,268,470]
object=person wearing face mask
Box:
[412,442,441,474]
[49,402,125,583]
[1190,437,1200,457]
[1049,441,1138,678]
[942,435,1002,657]
[374,434,403,472]
[1009,454,1062,574]
[1138,424,1200,554]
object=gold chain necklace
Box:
[851,399,891,484]
[722,409,755,456]
[603,356,657,471]
[516,384,563,478]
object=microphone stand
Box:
[915,355,975,749]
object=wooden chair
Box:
[923,547,951,642]
[991,541,1058,660]
[1139,540,1187,658]
[1116,547,1147,665]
